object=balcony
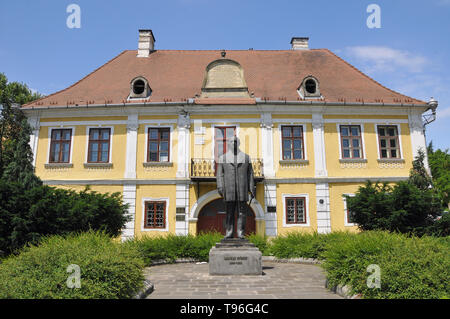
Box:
[190,158,264,182]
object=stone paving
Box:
[144,261,342,299]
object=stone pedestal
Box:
[209,238,262,275]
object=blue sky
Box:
[1,0,449,149]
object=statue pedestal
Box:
[209,238,262,275]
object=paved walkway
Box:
[144,261,342,299]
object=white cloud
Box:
[345,46,428,74]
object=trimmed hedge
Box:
[0,231,144,299]
[125,232,224,265]
[268,231,449,299]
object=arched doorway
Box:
[197,198,256,236]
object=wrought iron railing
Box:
[190,158,264,179]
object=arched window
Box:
[129,76,151,99]
[298,76,321,99]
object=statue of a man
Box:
[216,136,256,239]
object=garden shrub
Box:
[0,231,144,299]
[0,181,129,254]
[321,231,450,299]
[126,232,223,265]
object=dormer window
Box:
[298,76,321,99]
[129,76,151,99]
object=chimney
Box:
[290,37,309,50]
[137,29,155,57]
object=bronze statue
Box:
[216,136,256,239]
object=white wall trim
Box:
[281,193,311,227]
[141,197,170,232]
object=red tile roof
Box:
[23,49,426,108]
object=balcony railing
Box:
[190,158,264,181]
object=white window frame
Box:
[282,193,310,227]
[375,124,404,160]
[141,197,169,232]
[343,193,356,227]
[84,126,114,164]
[278,124,308,161]
[144,124,174,163]
[46,126,75,164]
[336,123,366,160]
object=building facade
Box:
[22,30,435,240]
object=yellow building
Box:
[22,30,436,240]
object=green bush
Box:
[320,231,450,299]
[126,232,223,266]
[0,181,129,254]
[246,233,270,255]
[268,231,352,259]
[0,231,144,299]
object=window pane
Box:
[353,149,360,158]
[216,128,225,139]
[342,139,349,147]
[91,129,99,140]
[160,153,168,162]
[101,129,109,140]
[283,139,292,151]
[63,130,71,140]
[149,152,158,162]
[351,127,360,136]
[101,142,109,152]
[341,127,349,136]
[160,141,168,152]
[149,142,158,152]
[90,151,98,162]
[149,129,158,139]
[293,139,302,150]
[100,152,108,162]
[91,142,98,152]
[217,140,224,156]
[388,128,396,136]
[226,128,235,139]
[51,143,60,162]
[381,149,387,158]
[380,139,386,148]
[390,139,396,148]
[293,126,301,137]
[352,139,359,147]
[343,149,350,158]
[161,130,169,140]
[379,128,385,136]
[283,150,291,160]
[391,150,397,158]
[293,150,302,159]
[53,130,61,140]
[282,127,291,137]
